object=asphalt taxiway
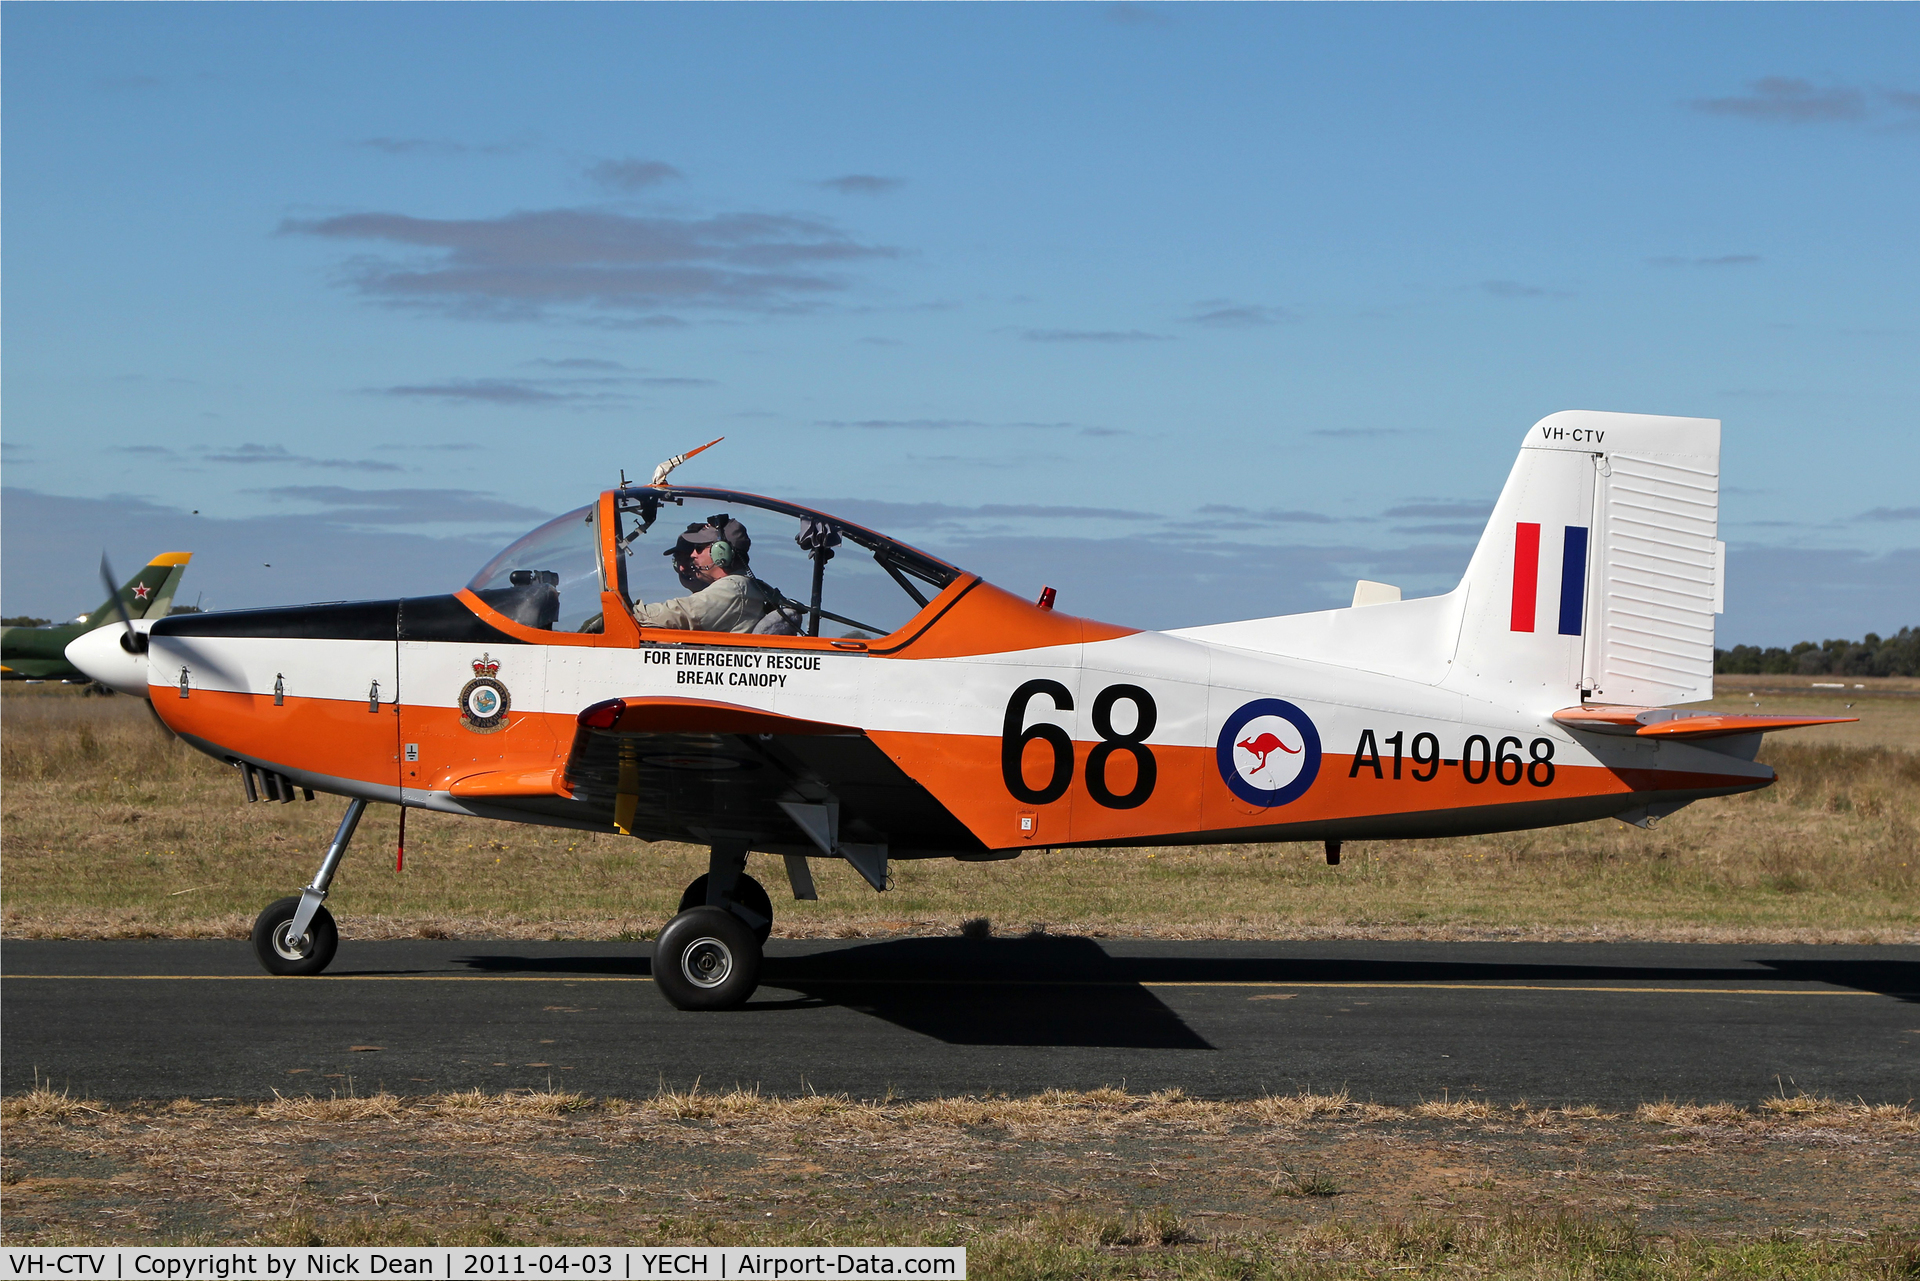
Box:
[4,938,1914,1105]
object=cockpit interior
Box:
[464,487,964,642]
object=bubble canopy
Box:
[466,505,603,633]
[619,486,965,639]
[467,490,966,638]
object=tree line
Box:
[1715,626,1919,677]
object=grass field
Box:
[4,1084,1916,1270]
[2,683,1915,943]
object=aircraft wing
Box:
[552,696,986,863]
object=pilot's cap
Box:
[667,515,751,564]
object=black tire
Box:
[653,907,761,1010]
[251,896,339,976]
[678,872,774,944]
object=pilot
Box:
[633,515,782,633]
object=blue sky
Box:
[4,2,1915,643]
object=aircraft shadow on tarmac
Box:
[453,936,1214,1050]
[448,938,1920,1048]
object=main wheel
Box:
[678,872,774,944]
[251,896,339,976]
[653,906,761,1010]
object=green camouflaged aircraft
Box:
[1,553,193,682]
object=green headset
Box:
[696,513,746,569]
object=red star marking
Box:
[132,585,151,600]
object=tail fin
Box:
[142,555,193,619]
[1452,412,1721,708]
[83,553,193,629]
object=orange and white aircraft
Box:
[71,411,1850,1008]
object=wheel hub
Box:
[681,937,733,989]
[272,923,313,961]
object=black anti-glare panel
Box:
[398,594,530,645]
[154,599,400,642]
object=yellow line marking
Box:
[0,975,1900,996]
[1144,982,1890,995]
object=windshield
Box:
[616,487,962,639]
[467,505,605,633]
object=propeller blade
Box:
[98,553,147,654]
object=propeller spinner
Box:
[64,554,155,696]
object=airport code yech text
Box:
[0,1248,965,1280]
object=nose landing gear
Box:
[251,896,339,975]
[250,796,365,977]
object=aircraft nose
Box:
[65,622,152,697]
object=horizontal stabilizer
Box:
[1553,705,1856,740]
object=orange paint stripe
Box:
[158,688,397,784]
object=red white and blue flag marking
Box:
[1510,522,1588,636]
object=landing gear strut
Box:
[251,797,364,976]
[655,840,768,1010]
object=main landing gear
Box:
[250,797,364,976]
[654,840,777,1011]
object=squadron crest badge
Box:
[458,653,511,734]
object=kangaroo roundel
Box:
[1217,699,1322,807]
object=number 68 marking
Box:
[1001,680,1158,810]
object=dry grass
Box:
[4,683,1917,942]
[0,1083,104,1123]
[229,1083,1920,1137]
[1636,1100,1759,1128]
[257,1090,404,1123]
[17,1081,1902,1135]
[5,1085,1916,1262]
[1637,1093,1920,1135]
[1410,1095,1497,1121]
[431,1088,592,1117]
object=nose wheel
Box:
[251,896,339,976]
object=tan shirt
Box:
[633,573,778,633]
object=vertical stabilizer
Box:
[1451,412,1720,709]
[83,553,194,630]
[143,555,193,619]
